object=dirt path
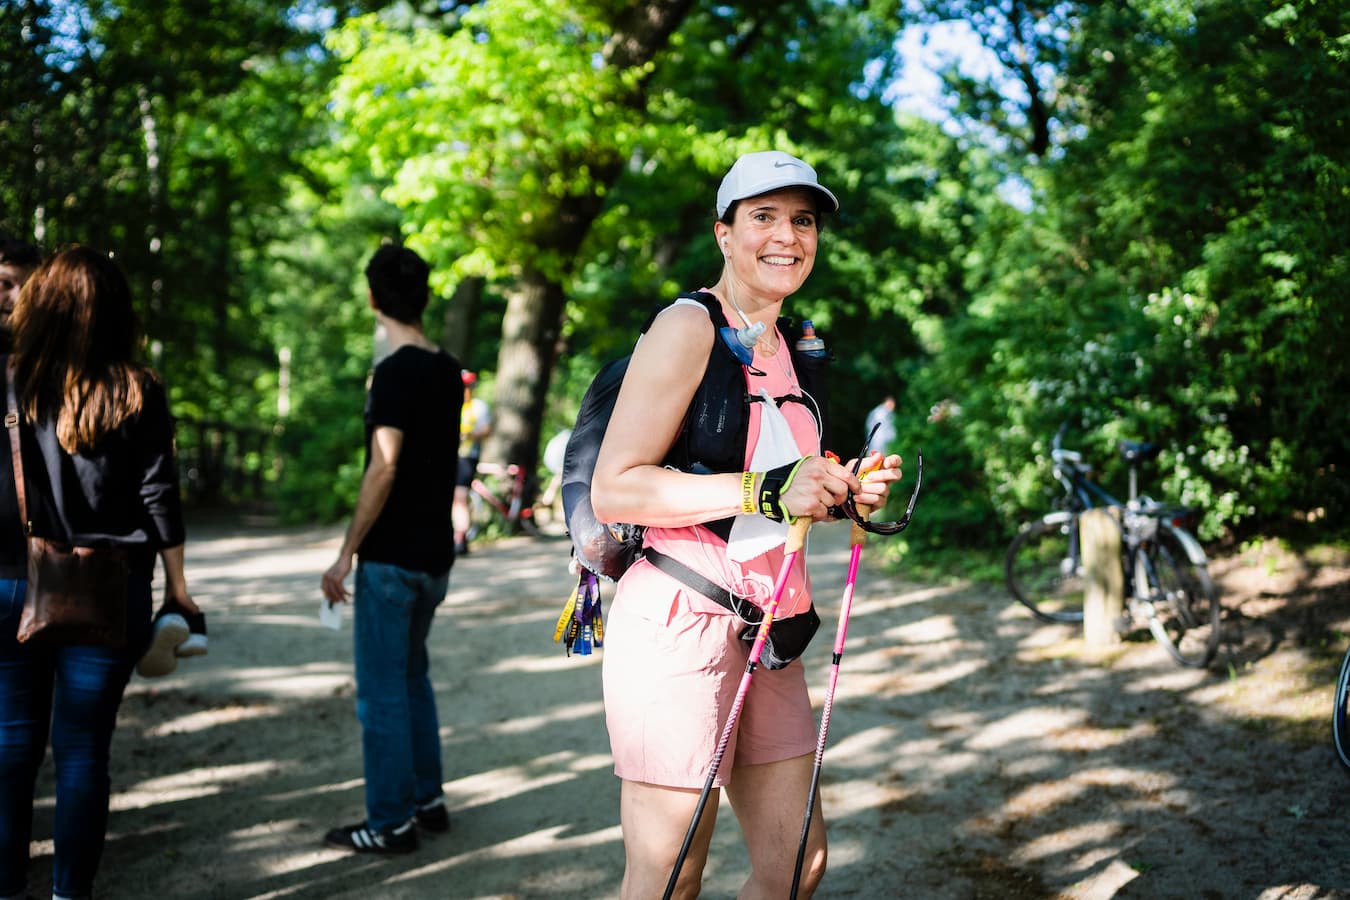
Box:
[23,518,1350,898]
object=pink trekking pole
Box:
[789,448,922,898]
[789,499,870,898]
[664,517,813,900]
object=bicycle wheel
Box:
[1334,645,1350,771]
[1005,511,1086,624]
[1137,522,1221,668]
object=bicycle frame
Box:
[1008,425,1221,666]
[470,462,532,528]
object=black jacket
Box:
[0,367,186,579]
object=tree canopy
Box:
[1,0,1344,550]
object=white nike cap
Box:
[716,150,839,219]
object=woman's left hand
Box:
[842,451,904,511]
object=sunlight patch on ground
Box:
[880,612,961,644]
[144,701,282,737]
[1255,887,1338,900]
[1017,629,1086,659]
[999,766,1176,824]
[1014,820,1125,864]
[874,656,986,695]
[267,776,363,805]
[821,777,911,818]
[968,707,1086,751]
[1065,856,1140,897]
[486,652,602,674]
[921,749,988,779]
[1003,776,1088,819]
[1001,752,1072,779]
[479,700,604,735]
[226,818,314,855]
[214,666,350,697]
[1196,655,1330,728]
[1031,665,1116,697]
[237,613,345,628]
[1047,722,1156,752]
[189,547,335,581]
[817,724,905,768]
[849,583,956,614]
[456,606,568,628]
[819,835,868,869]
[447,751,612,810]
[113,761,285,810]
[383,823,624,882]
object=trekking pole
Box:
[789,494,871,899]
[790,445,924,898]
[664,517,812,900]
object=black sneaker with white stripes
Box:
[415,799,450,834]
[323,819,418,855]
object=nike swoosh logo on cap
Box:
[772,160,802,168]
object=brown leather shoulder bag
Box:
[5,360,128,647]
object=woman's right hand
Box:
[778,455,859,522]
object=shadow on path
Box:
[21,517,1350,899]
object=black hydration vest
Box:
[561,290,831,580]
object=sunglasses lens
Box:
[841,450,922,536]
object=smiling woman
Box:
[589,150,907,900]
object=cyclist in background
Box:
[452,369,492,555]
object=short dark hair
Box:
[364,243,430,325]
[0,235,41,269]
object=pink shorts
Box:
[601,564,816,789]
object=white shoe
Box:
[176,632,209,657]
[137,613,189,677]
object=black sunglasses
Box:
[840,422,922,535]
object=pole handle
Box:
[849,462,880,545]
[849,503,872,546]
[785,517,811,554]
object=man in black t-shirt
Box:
[320,244,462,855]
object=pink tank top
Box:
[615,301,821,622]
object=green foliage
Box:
[908,0,1349,547]
[5,0,1344,552]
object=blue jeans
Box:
[0,574,151,900]
[353,560,448,832]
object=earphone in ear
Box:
[721,238,729,248]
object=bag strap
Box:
[3,358,28,531]
[644,548,763,624]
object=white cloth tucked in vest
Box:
[726,388,802,562]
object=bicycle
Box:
[467,461,542,540]
[1004,426,1222,668]
[1334,644,1350,770]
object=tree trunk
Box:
[486,268,565,478]
[442,274,483,362]
[482,0,696,496]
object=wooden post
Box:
[1081,507,1124,649]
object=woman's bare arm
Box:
[591,304,744,528]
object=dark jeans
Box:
[353,559,448,832]
[0,574,151,900]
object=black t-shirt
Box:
[356,345,462,575]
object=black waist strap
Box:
[644,549,762,624]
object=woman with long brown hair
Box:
[0,246,196,900]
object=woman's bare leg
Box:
[725,753,827,899]
[620,779,720,900]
